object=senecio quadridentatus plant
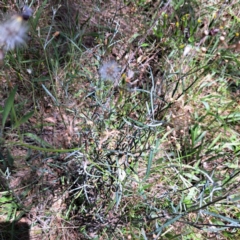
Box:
[0,6,32,60]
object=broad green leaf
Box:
[0,196,12,203]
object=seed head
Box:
[99,61,121,82]
[0,15,28,51]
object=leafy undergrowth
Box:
[0,0,240,239]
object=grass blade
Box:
[1,86,17,130]
[13,110,34,129]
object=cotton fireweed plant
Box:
[99,60,121,83]
[0,6,32,59]
[97,60,122,103]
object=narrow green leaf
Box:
[229,194,240,202]
[31,0,48,30]
[155,214,183,236]
[13,110,34,129]
[42,84,58,104]
[24,133,53,148]
[201,101,210,111]
[2,86,17,129]
[183,173,201,181]
[6,149,14,167]
[202,210,240,225]
[145,139,160,179]
[208,133,221,150]
[145,148,153,179]
[195,131,207,145]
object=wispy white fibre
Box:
[0,15,28,51]
[99,61,121,82]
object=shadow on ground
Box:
[0,221,30,240]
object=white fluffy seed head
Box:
[183,45,192,56]
[99,61,121,82]
[0,15,28,51]
[219,36,225,41]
